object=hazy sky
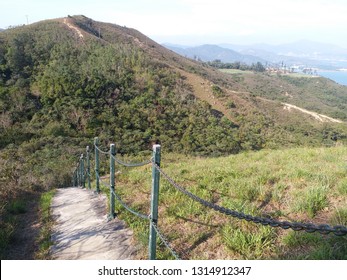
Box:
[1,0,347,47]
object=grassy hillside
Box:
[0,15,346,258]
[222,70,347,120]
[212,69,347,149]
[111,146,347,259]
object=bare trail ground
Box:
[282,102,343,123]
[50,188,134,260]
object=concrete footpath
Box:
[50,187,134,260]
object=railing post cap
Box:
[86,145,90,152]
[110,143,116,155]
[94,137,99,144]
[153,144,161,149]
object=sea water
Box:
[317,70,347,86]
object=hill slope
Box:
[0,15,347,257]
[1,15,346,154]
[0,15,346,185]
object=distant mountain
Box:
[221,40,347,69]
[165,41,347,69]
[269,40,347,59]
[163,44,266,64]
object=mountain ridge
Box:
[165,40,347,70]
[163,43,266,65]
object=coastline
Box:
[317,70,347,85]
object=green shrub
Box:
[226,100,236,109]
[211,84,225,97]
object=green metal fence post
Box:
[149,144,161,260]
[77,162,80,187]
[73,170,77,187]
[76,161,79,187]
[72,171,75,187]
[80,154,85,188]
[75,170,78,187]
[86,146,91,190]
[109,143,116,219]
[94,137,100,193]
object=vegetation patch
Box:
[211,84,225,98]
[292,185,329,218]
[6,199,27,215]
[0,219,15,258]
[221,224,275,259]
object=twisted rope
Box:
[111,188,149,220]
[94,145,110,155]
[95,171,110,188]
[110,154,152,167]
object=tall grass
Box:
[293,185,329,218]
[0,198,27,258]
[35,189,55,259]
[104,146,347,259]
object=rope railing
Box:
[95,171,110,188]
[74,139,164,258]
[72,137,347,261]
[110,154,153,168]
[94,144,109,155]
[94,143,152,167]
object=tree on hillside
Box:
[252,62,266,72]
